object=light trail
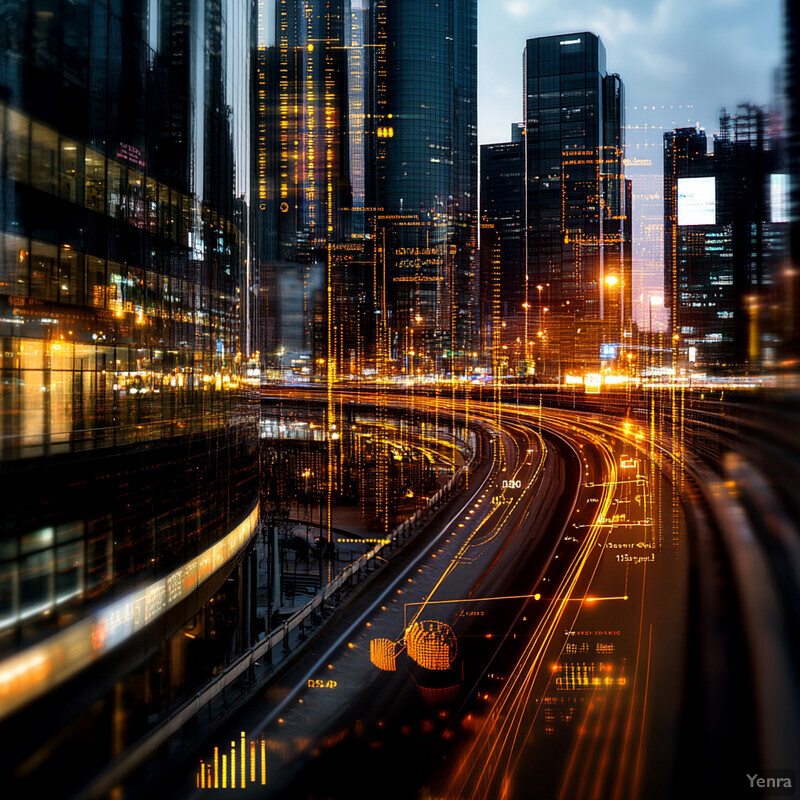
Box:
[260,388,673,800]
[401,421,546,638]
[442,406,626,799]
[184,404,504,800]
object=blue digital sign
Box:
[600,344,618,360]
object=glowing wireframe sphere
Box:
[405,620,458,670]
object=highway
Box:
[153,389,796,800]
[430,404,688,800]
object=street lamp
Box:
[648,295,664,377]
[301,470,313,544]
[603,275,623,367]
[411,315,423,378]
[534,285,548,376]
[522,302,530,375]
[498,321,507,380]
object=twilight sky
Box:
[477,0,785,328]
[478,0,784,144]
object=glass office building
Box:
[664,106,787,369]
[377,0,478,372]
[524,32,631,374]
[0,0,259,782]
[786,0,800,354]
[480,133,525,367]
[256,0,376,377]
[271,0,352,259]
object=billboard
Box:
[771,173,789,224]
[678,176,716,226]
[600,343,618,360]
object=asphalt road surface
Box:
[167,395,693,800]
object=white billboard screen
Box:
[771,173,789,224]
[678,177,716,226]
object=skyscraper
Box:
[256,0,379,378]
[523,32,631,375]
[375,0,478,374]
[785,0,800,356]
[623,103,700,335]
[274,0,353,257]
[254,0,478,378]
[255,0,348,376]
[0,0,258,789]
[480,130,525,370]
[664,105,787,369]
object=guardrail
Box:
[200,458,468,707]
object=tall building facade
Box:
[273,0,353,257]
[523,32,631,375]
[256,0,379,378]
[255,0,356,376]
[479,132,525,371]
[786,0,800,356]
[623,103,699,335]
[255,0,478,378]
[375,0,478,374]
[664,106,787,370]
[0,0,259,788]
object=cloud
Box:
[504,1,530,18]
[479,0,782,144]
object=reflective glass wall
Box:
[0,0,258,650]
[378,0,478,369]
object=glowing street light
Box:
[536,284,544,353]
[522,302,531,371]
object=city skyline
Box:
[1,3,799,798]
[478,0,785,332]
[478,0,783,145]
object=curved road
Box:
[165,392,695,800]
